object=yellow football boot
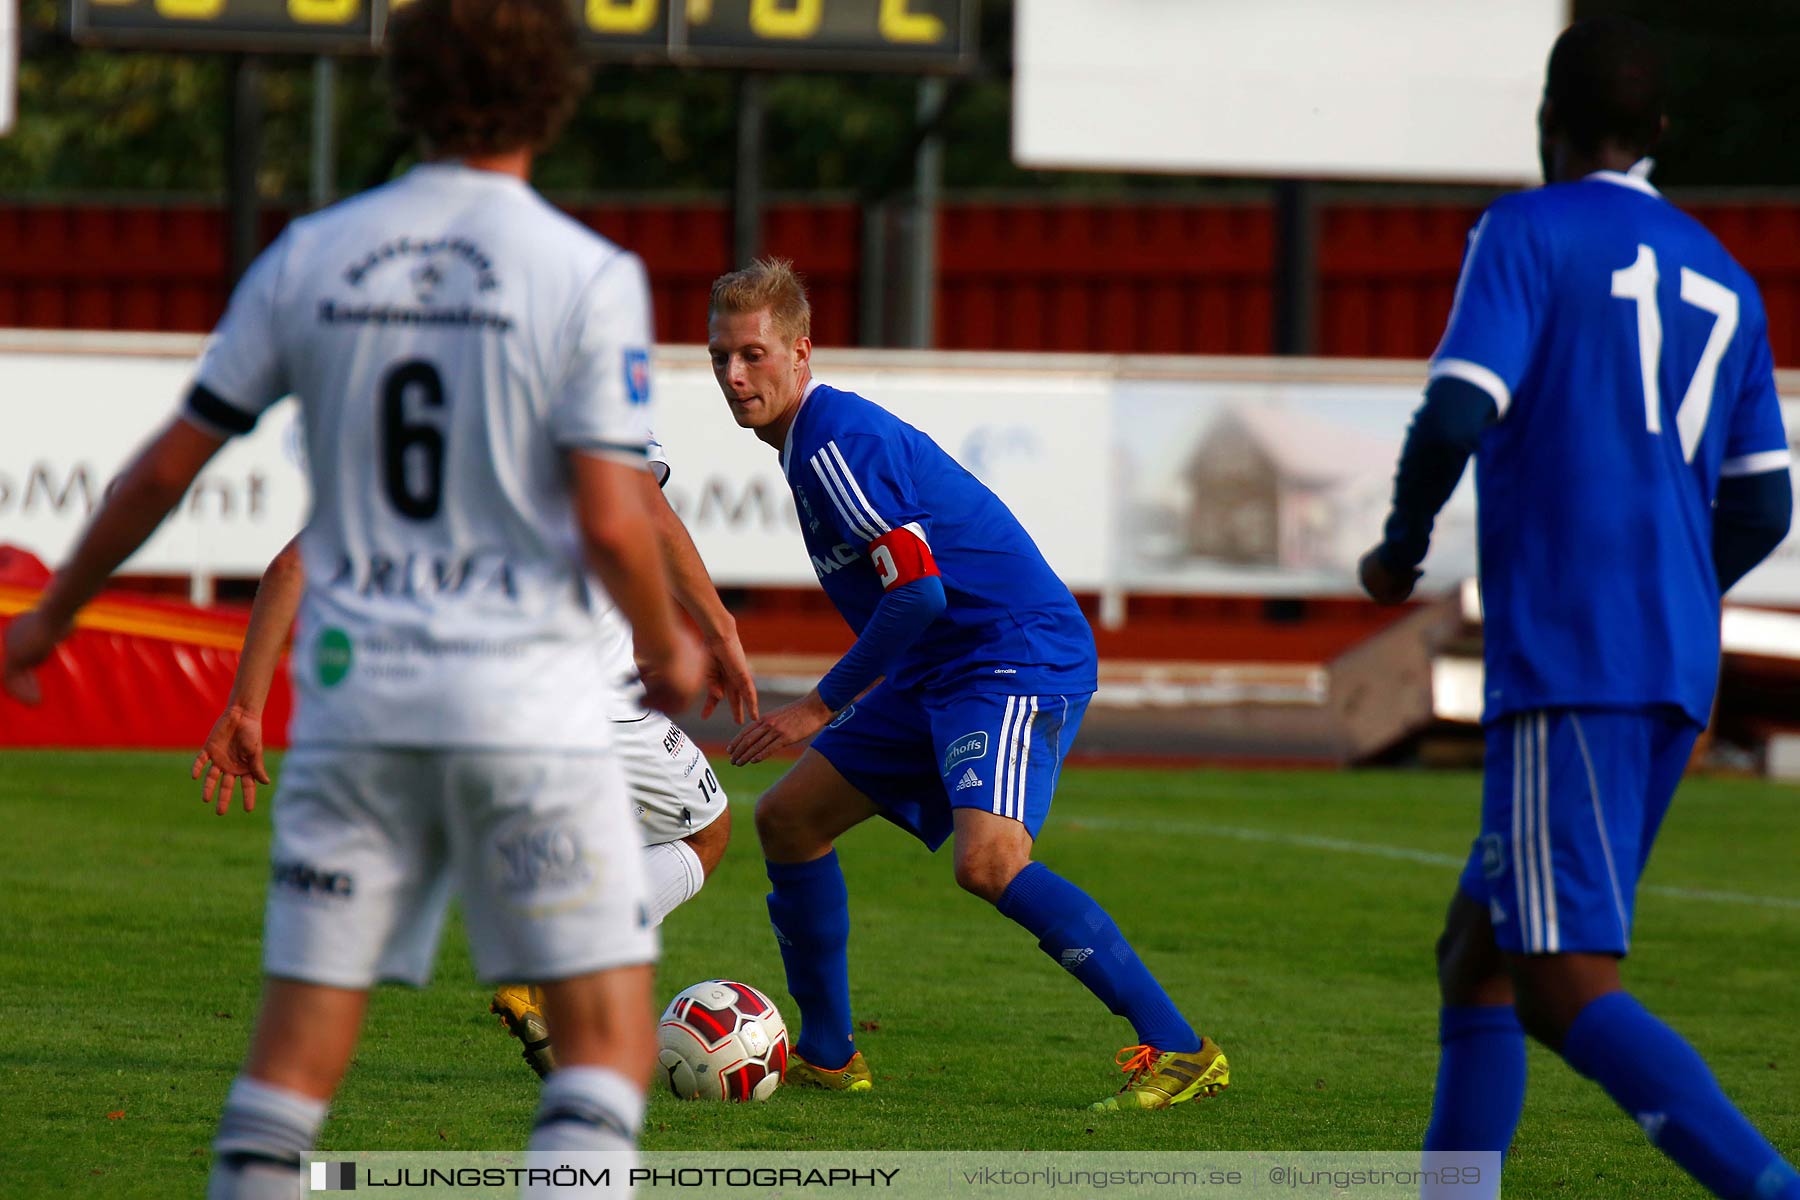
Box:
[1089,1037,1229,1111]
[785,1049,873,1092]
[490,984,557,1080]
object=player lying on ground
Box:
[4,1,706,1196]
[194,443,754,1080]
[709,259,1226,1112]
[1360,17,1798,1199]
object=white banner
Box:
[1113,375,1479,595]
[656,356,1113,588]
[0,349,308,576]
[0,341,1113,588]
[2,334,1796,605]
[1113,375,1800,604]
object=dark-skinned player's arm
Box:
[1362,203,1542,605]
[1711,325,1793,594]
[1360,375,1497,605]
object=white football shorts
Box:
[613,714,728,846]
[263,747,656,989]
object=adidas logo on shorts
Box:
[1060,947,1094,969]
[955,767,982,791]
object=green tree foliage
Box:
[1,0,1796,198]
[1575,0,1800,187]
[2,0,226,192]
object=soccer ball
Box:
[656,980,789,1101]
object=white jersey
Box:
[186,162,655,750]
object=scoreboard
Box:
[67,0,976,70]
[72,0,377,52]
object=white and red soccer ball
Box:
[656,980,789,1101]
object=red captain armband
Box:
[868,524,940,592]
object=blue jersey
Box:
[1433,169,1790,725]
[780,383,1098,697]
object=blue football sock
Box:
[1423,1005,1527,1154]
[1561,992,1800,1200]
[997,862,1200,1053]
[766,852,856,1071]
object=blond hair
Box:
[709,258,812,344]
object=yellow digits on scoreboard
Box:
[153,0,225,18]
[588,0,657,34]
[288,0,357,23]
[686,0,712,22]
[749,0,821,39]
[878,0,943,43]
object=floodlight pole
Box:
[733,72,766,268]
[904,76,947,349]
[223,54,263,290]
[858,202,890,347]
[1273,178,1318,356]
[310,55,337,211]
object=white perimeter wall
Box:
[2,331,1796,606]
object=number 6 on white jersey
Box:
[1611,243,1740,463]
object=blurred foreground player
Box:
[1360,18,1797,1198]
[711,259,1225,1112]
[194,445,750,1079]
[4,0,707,1194]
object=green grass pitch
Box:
[1,750,1796,1197]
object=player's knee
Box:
[686,807,731,877]
[752,790,788,852]
[753,788,817,861]
[1506,956,1620,1050]
[1435,895,1509,1006]
[1506,970,1581,1049]
[953,850,1026,905]
[1506,981,1567,1049]
[1434,922,1471,995]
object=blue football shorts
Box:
[1458,707,1700,956]
[809,683,1092,851]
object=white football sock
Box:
[525,1066,643,1198]
[642,839,705,926]
[206,1076,327,1200]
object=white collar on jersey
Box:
[779,377,823,473]
[1585,157,1660,198]
[409,160,531,189]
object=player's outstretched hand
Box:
[193,705,272,816]
[727,690,833,767]
[703,630,760,724]
[639,627,707,717]
[2,608,72,706]
[1358,546,1423,606]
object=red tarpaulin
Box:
[0,547,290,749]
